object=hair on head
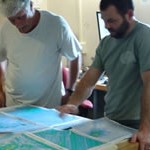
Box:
[0,0,30,17]
[100,0,134,15]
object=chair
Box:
[62,67,93,117]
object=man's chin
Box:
[110,33,124,39]
[110,32,116,37]
[18,27,28,33]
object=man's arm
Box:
[0,63,5,107]
[58,67,102,114]
[131,70,150,150]
[61,54,81,105]
[67,54,82,91]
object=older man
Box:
[0,0,82,108]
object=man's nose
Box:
[105,22,111,29]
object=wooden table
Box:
[117,140,138,150]
[95,80,107,91]
[100,140,138,150]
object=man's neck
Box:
[26,9,40,33]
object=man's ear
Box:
[126,9,134,21]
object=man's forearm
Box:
[68,55,81,90]
[0,65,4,92]
[68,78,95,106]
[0,64,6,107]
[140,81,150,129]
[67,67,101,106]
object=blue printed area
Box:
[0,113,43,133]
[5,106,84,128]
[35,129,104,150]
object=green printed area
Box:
[88,129,109,137]
[0,134,59,150]
[35,129,104,150]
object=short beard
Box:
[111,19,130,39]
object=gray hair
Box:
[0,0,30,17]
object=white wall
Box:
[134,0,150,24]
[81,0,100,66]
[33,0,48,10]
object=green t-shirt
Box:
[92,21,150,120]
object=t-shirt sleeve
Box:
[135,25,150,73]
[91,42,104,72]
[57,16,82,60]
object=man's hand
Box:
[57,104,79,117]
[0,91,6,107]
[130,128,150,150]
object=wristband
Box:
[66,89,74,95]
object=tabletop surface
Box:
[0,105,138,150]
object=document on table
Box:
[0,105,89,133]
[33,128,104,150]
[72,117,136,143]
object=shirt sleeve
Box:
[91,42,104,72]
[135,25,150,73]
[57,16,82,60]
